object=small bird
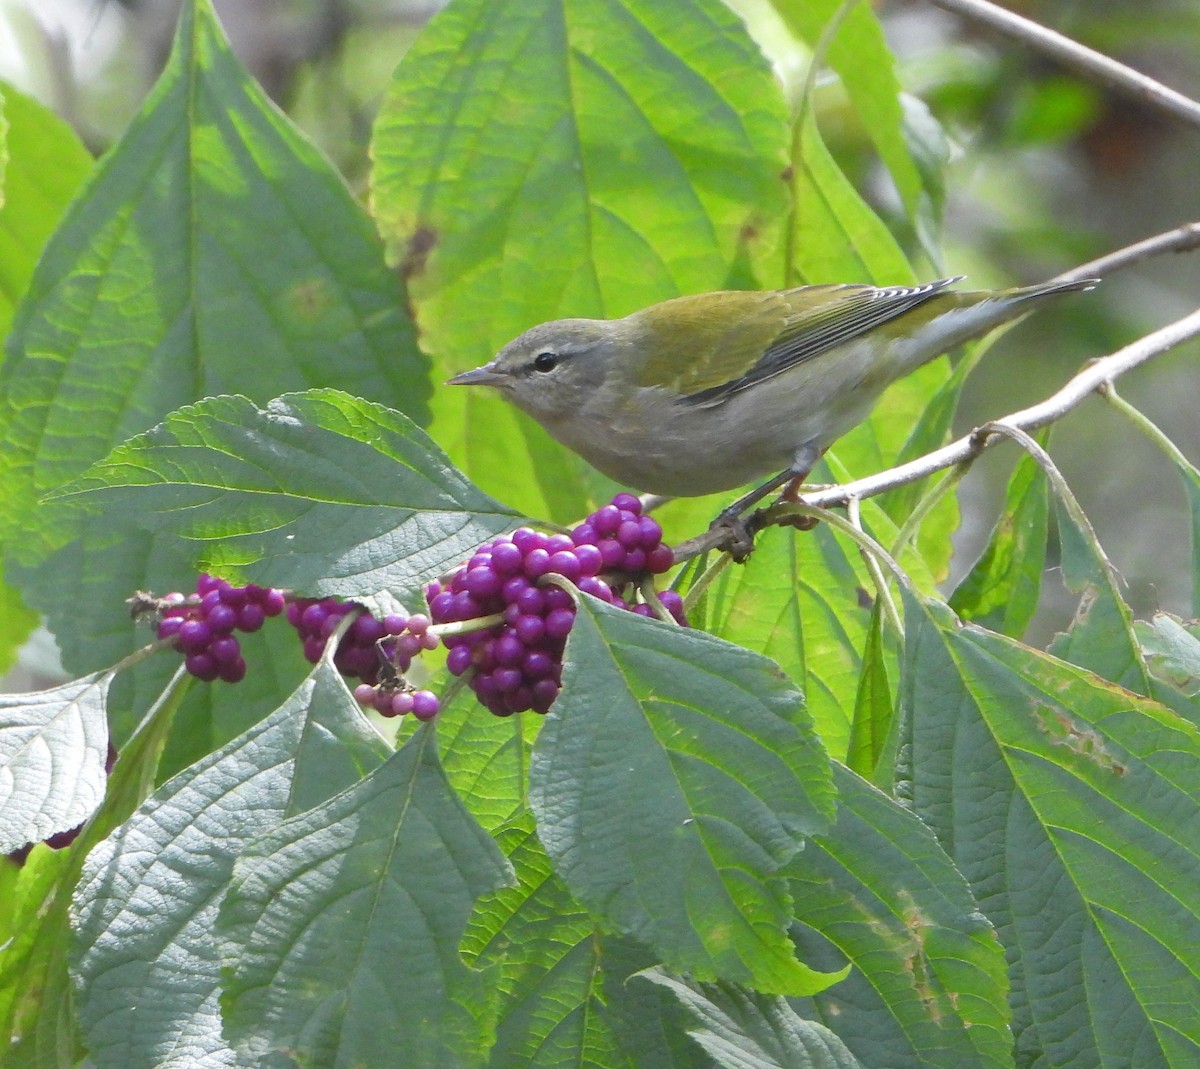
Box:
[448,277,1097,504]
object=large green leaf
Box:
[531,596,838,994]
[57,389,522,605]
[0,672,112,853]
[0,82,92,344]
[0,0,425,674]
[371,0,792,520]
[0,662,182,1066]
[903,589,1200,1066]
[1044,453,1151,694]
[700,522,871,763]
[950,451,1048,637]
[642,970,865,1069]
[789,764,1012,1069]
[70,662,388,1069]
[219,725,513,1069]
[773,0,926,221]
[462,811,694,1068]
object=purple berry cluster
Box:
[157,574,285,683]
[286,600,442,719]
[428,494,685,717]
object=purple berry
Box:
[545,534,575,555]
[218,585,247,608]
[383,613,408,635]
[209,635,241,664]
[420,632,440,651]
[205,603,238,634]
[577,577,613,603]
[495,633,525,667]
[157,616,185,641]
[286,601,304,627]
[638,516,663,546]
[218,657,247,684]
[573,543,603,577]
[407,614,431,636]
[465,566,502,597]
[593,505,622,536]
[514,614,546,646]
[493,667,523,694]
[237,603,266,632]
[491,541,523,576]
[612,493,642,514]
[301,603,328,633]
[411,691,439,720]
[543,586,573,612]
[572,523,597,546]
[512,528,543,554]
[531,679,560,713]
[545,608,575,639]
[623,549,647,574]
[599,539,625,568]
[513,587,545,617]
[522,649,555,679]
[350,613,385,644]
[196,574,223,597]
[303,636,326,663]
[617,520,642,549]
[646,544,675,574]
[501,576,532,603]
[185,652,219,682]
[523,548,551,579]
[547,551,582,582]
[390,692,415,717]
[353,683,377,706]
[178,619,213,655]
[446,645,473,675]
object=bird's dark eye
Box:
[532,351,559,373]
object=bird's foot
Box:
[708,507,766,562]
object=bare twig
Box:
[1053,222,1200,286]
[923,0,1200,129]
[802,307,1200,508]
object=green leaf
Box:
[371,0,793,519]
[0,81,93,343]
[701,523,871,762]
[903,588,1200,1066]
[57,390,522,605]
[0,672,112,853]
[70,662,388,1069]
[1136,613,1200,711]
[531,596,838,994]
[0,661,181,1065]
[773,0,926,220]
[790,112,912,288]
[1045,458,1151,693]
[219,725,514,1069]
[950,451,1048,637]
[463,812,693,1068]
[790,764,1012,1069]
[641,969,866,1069]
[844,603,893,779]
[0,0,425,674]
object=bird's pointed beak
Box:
[446,363,509,388]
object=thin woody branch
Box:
[923,0,1200,129]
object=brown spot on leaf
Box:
[402,226,438,281]
[780,165,794,183]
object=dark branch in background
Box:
[922,0,1200,129]
[671,223,1200,562]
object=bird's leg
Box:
[710,443,822,560]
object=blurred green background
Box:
[2,0,1197,676]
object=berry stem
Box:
[638,579,676,624]
[681,551,732,618]
[428,612,506,638]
